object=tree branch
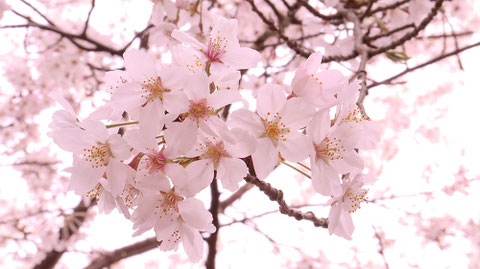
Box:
[80,0,96,37]
[243,173,328,228]
[33,199,95,269]
[367,40,480,89]
[218,183,253,214]
[206,174,220,269]
[84,237,158,269]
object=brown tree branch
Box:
[33,199,95,269]
[218,183,253,214]
[205,174,220,269]
[80,0,96,37]
[243,173,328,228]
[84,237,158,269]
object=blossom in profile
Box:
[327,173,376,239]
[291,51,345,110]
[307,110,364,197]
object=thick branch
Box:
[205,175,220,269]
[33,199,95,269]
[84,237,158,269]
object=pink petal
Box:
[222,47,261,70]
[252,138,278,180]
[183,159,214,196]
[256,84,287,119]
[179,225,204,262]
[171,30,206,50]
[217,157,248,191]
[311,159,342,197]
[278,132,310,162]
[123,49,157,82]
[307,110,331,144]
[179,198,215,232]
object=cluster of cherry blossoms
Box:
[49,12,379,261]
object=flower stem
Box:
[282,161,311,179]
[105,121,139,129]
[297,162,311,171]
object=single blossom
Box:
[58,119,131,197]
[172,17,261,77]
[327,173,375,239]
[334,79,380,150]
[132,182,215,262]
[163,72,241,154]
[291,51,345,109]
[229,84,315,180]
[179,129,255,196]
[109,49,187,133]
[307,110,364,197]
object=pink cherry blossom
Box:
[229,84,315,180]
[328,173,376,239]
[172,17,261,76]
[132,184,215,262]
[307,110,364,196]
[179,130,255,195]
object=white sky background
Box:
[1,0,480,268]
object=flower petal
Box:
[222,47,261,70]
[256,84,287,118]
[217,157,248,191]
[124,49,157,82]
[252,138,278,180]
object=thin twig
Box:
[367,40,480,89]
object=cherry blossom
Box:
[291,51,345,109]
[307,109,364,196]
[52,119,131,197]
[172,17,261,77]
[229,84,315,180]
[132,182,215,262]
[179,130,255,196]
[327,173,376,239]
[163,72,241,154]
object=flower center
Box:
[82,142,113,168]
[141,76,170,104]
[199,138,230,167]
[186,55,203,73]
[262,112,290,144]
[315,137,345,161]
[155,188,184,218]
[86,183,102,201]
[122,183,140,208]
[342,187,368,213]
[144,151,168,175]
[205,33,227,62]
[187,99,215,121]
[341,106,369,123]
